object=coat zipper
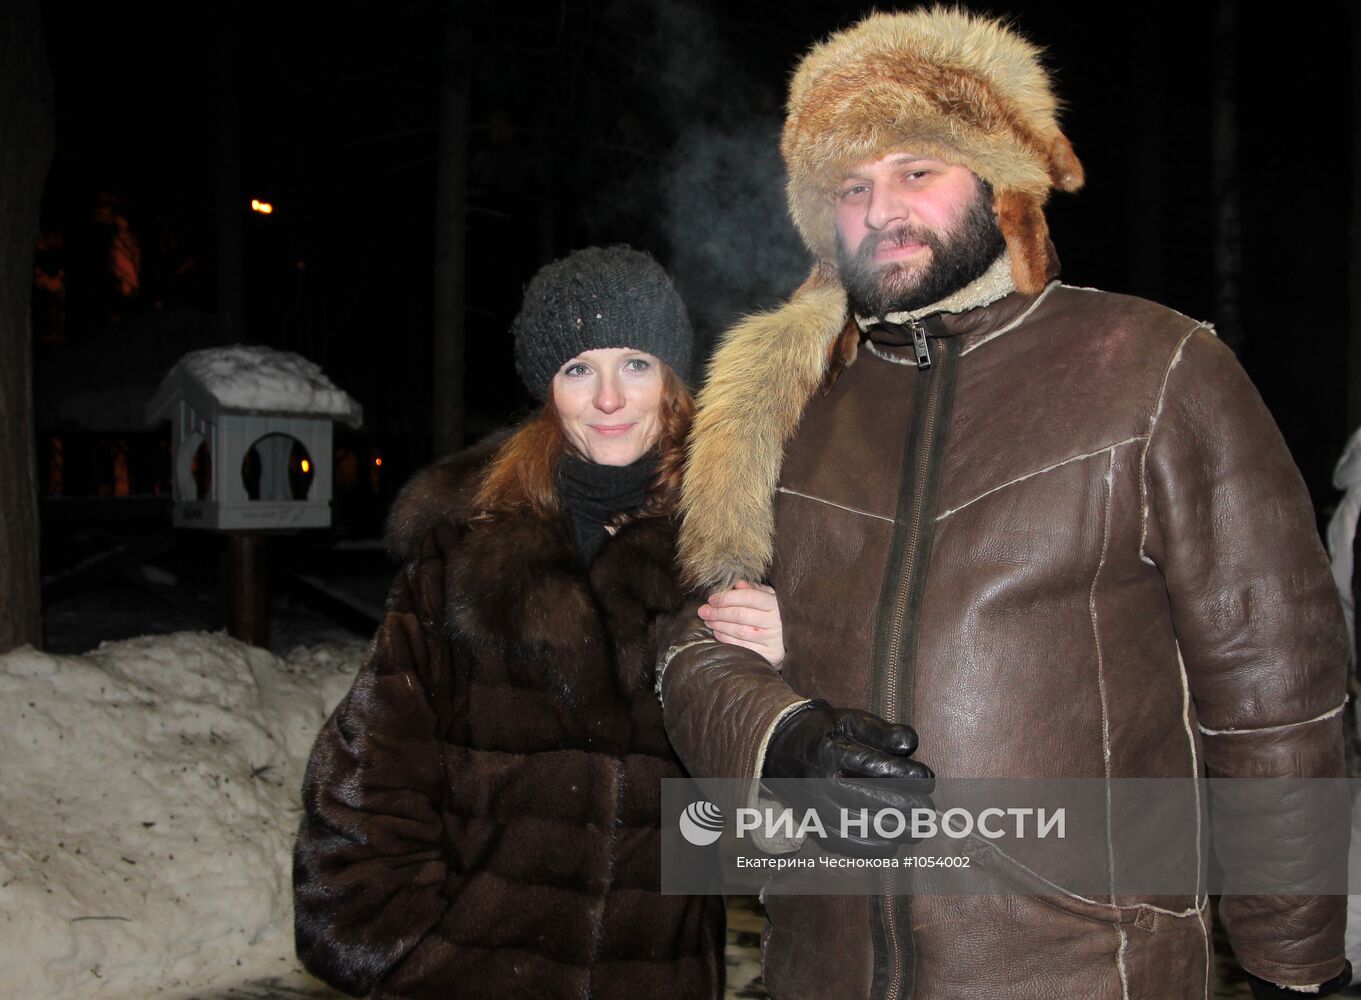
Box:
[868,320,958,1000]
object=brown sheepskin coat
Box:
[293,441,725,1000]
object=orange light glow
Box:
[300,458,311,473]
[374,457,383,467]
[113,440,130,497]
[250,199,274,215]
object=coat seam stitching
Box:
[1138,324,1207,566]
[1116,925,1130,1000]
[654,639,712,704]
[1197,701,1346,735]
[971,840,1205,916]
[775,485,895,523]
[959,281,1059,355]
[864,340,920,366]
[1139,900,1206,918]
[934,436,1145,522]
[1201,906,1211,1000]
[1173,642,1204,908]
[1090,448,1118,908]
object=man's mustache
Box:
[856,225,941,263]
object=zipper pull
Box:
[909,320,932,370]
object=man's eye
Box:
[840,185,869,200]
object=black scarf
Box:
[557,453,657,564]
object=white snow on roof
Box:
[0,631,362,997]
[160,345,362,423]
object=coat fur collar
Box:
[384,433,506,560]
[677,264,848,591]
[386,437,684,703]
[678,255,1034,591]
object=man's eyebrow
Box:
[841,154,935,181]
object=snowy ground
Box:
[0,632,362,998]
[0,625,775,1000]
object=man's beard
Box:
[836,188,1007,318]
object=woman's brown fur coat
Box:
[293,441,724,999]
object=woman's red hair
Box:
[469,364,694,524]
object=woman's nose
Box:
[594,374,623,412]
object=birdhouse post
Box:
[147,346,363,645]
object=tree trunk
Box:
[432,2,470,458]
[0,0,54,652]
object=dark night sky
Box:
[32,0,1358,519]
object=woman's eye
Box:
[624,358,650,372]
[562,363,589,377]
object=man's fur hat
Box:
[783,6,1083,295]
[678,8,1084,589]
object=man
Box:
[657,8,1351,1000]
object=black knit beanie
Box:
[512,246,694,400]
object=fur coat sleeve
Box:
[292,552,457,997]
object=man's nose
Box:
[594,374,624,412]
[865,187,909,232]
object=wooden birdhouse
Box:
[146,346,363,531]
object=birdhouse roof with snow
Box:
[146,345,363,428]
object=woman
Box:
[293,246,782,999]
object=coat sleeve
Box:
[1142,327,1349,987]
[1352,521,1360,676]
[657,601,811,851]
[293,556,453,998]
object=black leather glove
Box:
[762,700,935,857]
[1247,961,1352,999]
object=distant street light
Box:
[250,199,274,215]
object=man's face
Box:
[833,153,1006,317]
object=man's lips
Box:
[589,423,635,436]
[872,239,927,261]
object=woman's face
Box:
[552,348,665,466]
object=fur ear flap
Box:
[821,314,861,397]
[1048,134,1085,193]
[995,190,1053,296]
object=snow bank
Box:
[162,346,362,423]
[0,632,365,997]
